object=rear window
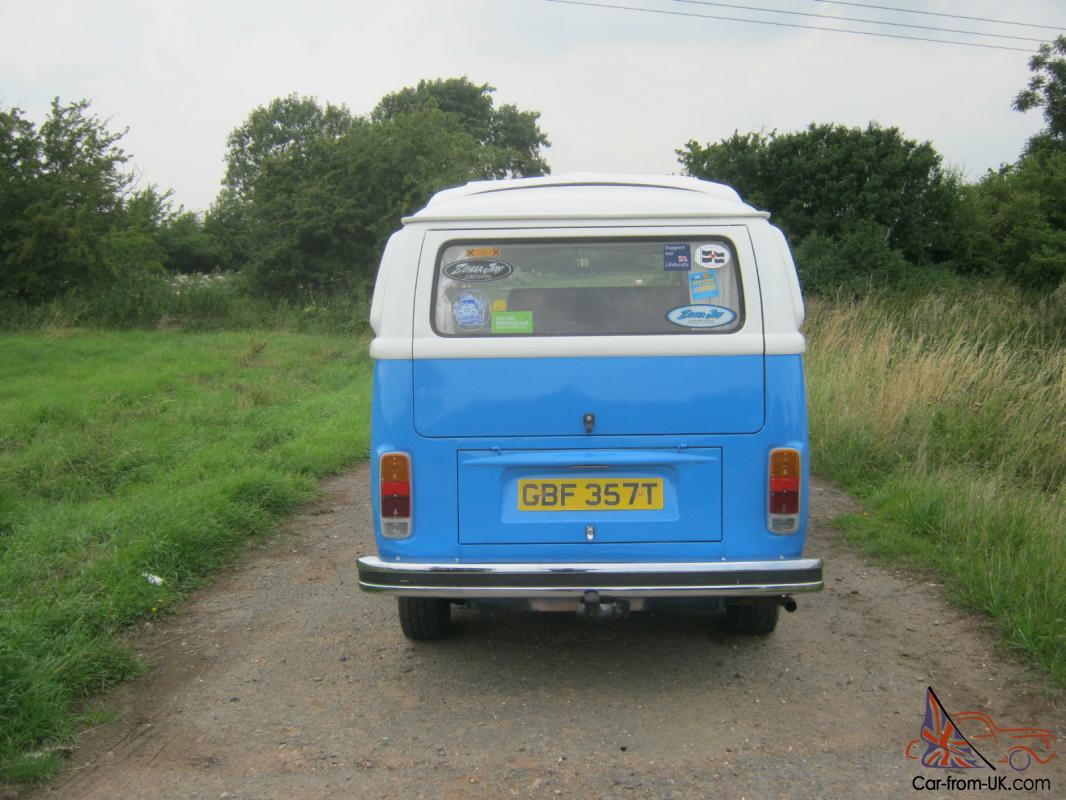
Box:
[431,238,744,337]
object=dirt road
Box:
[28,466,1065,799]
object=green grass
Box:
[805,289,1066,687]
[0,331,373,782]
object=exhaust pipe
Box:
[782,596,797,613]
[577,591,629,621]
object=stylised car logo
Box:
[905,708,1057,772]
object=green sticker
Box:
[492,310,533,334]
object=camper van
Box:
[356,174,822,640]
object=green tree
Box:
[157,210,219,274]
[961,152,1066,291]
[1014,35,1066,155]
[102,186,169,276]
[372,77,550,178]
[0,107,40,288]
[245,105,492,295]
[955,34,1066,292]
[220,82,552,295]
[0,99,132,301]
[222,93,356,200]
[204,188,253,271]
[103,185,220,276]
[677,123,962,267]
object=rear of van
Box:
[357,175,822,639]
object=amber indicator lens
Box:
[381,453,409,482]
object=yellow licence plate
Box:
[518,478,664,511]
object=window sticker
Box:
[665,304,737,328]
[442,258,513,282]
[689,269,719,301]
[491,298,508,312]
[663,243,692,271]
[491,310,533,334]
[465,247,501,258]
[452,291,488,328]
[695,243,730,269]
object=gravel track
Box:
[26,466,1065,799]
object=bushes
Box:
[678,123,964,267]
[679,122,1066,296]
[794,221,910,295]
[0,272,370,335]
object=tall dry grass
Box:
[805,290,1066,686]
[807,293,1066,491]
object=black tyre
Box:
[725,602,779,635]
[397,597,451,640]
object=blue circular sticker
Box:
[452,291,488,328]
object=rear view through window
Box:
[432,238,744,337]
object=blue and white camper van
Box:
[356,174,822,640]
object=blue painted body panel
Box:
[370,355,809,565]
[413,356,765,437]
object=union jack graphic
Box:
[919,687,995,770]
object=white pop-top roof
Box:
[402,173,768,224]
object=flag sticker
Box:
[663,243,692,271]
[916,687,995,770]
[696,243,730,269]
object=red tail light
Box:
[769,448,801,533]
[380,453,412,538]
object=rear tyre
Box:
[397,597,451,641]
[725,603,779,635]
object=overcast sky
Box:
[2,0,1062,211]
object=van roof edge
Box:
[401,211,772,224]
[423,174,745,207]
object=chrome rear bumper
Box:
[356,556,823,598]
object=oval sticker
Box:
[443,258,513,282]
[696,243,731,269]
[665,304,737,329]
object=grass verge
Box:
[805,290,1065,687]
[0,331,372,782]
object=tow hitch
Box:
[577,591,629,621]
